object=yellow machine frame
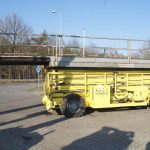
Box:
[43,68,150,117]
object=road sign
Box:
[36,65,42,73]
[36,65,42,89]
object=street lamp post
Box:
[52,10,62,57]
[51,10,62,34]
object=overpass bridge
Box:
[0,34,150,69]
[1,55,150,70]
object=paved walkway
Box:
[0,83,150,150]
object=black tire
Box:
[61,93,86,118]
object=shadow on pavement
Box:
[0,110,47,126]
[61,126,134,150]
[0,117,67,150]
[0,103,42,115]
[84,106,147,116]
[146,142,150,150]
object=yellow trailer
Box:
[42,67,150,117]
[41,35,150,117]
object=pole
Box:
[38,72,40,89]
[127,40,131,63]
[59,11,62,34]
[59,11,62,56]
[82,28,86,57]
[55,35,58,65]
[52,10,62,56]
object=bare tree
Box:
[0,14,34,79]
[138,42,150,59]
[63,38,80,56]
[0,14,32,53]
[31,30,48,45]
[85,42,98,57]
[31,30,56,56]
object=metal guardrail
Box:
[0,33,150,65]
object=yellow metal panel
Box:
[89,85,111,108]
[43,69,150,109]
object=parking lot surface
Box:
[0,83,150,150]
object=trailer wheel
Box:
[61,93,86,118]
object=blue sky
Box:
[1,0,150,40]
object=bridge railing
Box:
[0,33,150,63]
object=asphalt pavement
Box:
[0,83,150,150]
